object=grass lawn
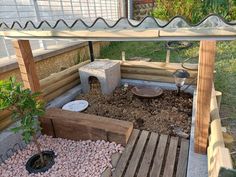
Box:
[100,41,236,119]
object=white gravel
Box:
[0,135,124,177]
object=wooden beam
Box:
[40,108,133,146]
[194,40,216,154]
[13,40,40,92]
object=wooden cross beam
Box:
[194,40,216,154]
[13,40,40,92]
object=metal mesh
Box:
[0,0,122,58]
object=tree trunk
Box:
[32,134,45,166]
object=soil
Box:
[32,153,53,169]
[76,82,193,138]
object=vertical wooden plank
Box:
[124,130,149,177]
[176,139,190,177]
[113,129,140,177]
[13,40,40,92]
[194,40,216,154]
[150,134,168,177]
[137,132,159,177]
[163,137,179,177]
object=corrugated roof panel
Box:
[0,14,236,40]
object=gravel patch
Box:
[0,135,124,177]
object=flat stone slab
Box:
[79,60,121,95]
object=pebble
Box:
[0,135,124,177]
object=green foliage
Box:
[152,0,202,23]
[0,77,45,143]
[152,0,236,23]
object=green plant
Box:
[152,0,203,23]
[0,77,45,165]
[152,0,236,23]
[202,0,236,20]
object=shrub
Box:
[0,77,45,164]
[152,0,236,23]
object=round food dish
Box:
[131,86,163,98]
[62,100,89,112]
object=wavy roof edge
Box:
[0,14,236,30]
[0,14,236,41]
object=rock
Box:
[173,128,189,139]
[0,135,123,177]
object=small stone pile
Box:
[0,135,124,177]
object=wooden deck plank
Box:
[150,134,168,177]
[137,132,159,177]
[176,139,190,177]
[124,130,149,177]
[113,129,140,177]
[163,137,179,177]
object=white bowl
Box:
[62,100,89,112]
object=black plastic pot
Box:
[26,150,56,174]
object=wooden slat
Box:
[44,79,80,102]
[150,134,168,177]
[121,73,194,84]
[121,66,197,78]
[39,60,89,89]
[176,139,189,177]
[2,29,160,39]
[210,86,221,121]
[124,130,149,177]
[113,129,140,177]
[137,132,159,177]
[194,40,216,154]
[0,110,11,121]
[0,116,13,131]
[210,147,233,177]
[121,61,198,71]
[42,108,133,146]
[215,91,222,110]
[163,137,179,177]
[42,72,80,96]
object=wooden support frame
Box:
[194,40,216,154]
[208,85,233,177]
[88,41,94,62]
[13,40,40,92]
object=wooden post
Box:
[13,40,40,92]
[88,41,94,62]
[166,49,170,64]
[194,40,216,154]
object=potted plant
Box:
[0,77,55,174]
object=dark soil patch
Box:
[76,86,193,138]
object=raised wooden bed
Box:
[40,108,133,146]
[208,86,235,177]
[120,61,198,84]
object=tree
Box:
[152,0,236,23]
[0,77,45,166]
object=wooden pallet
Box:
[113,129,190,177]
